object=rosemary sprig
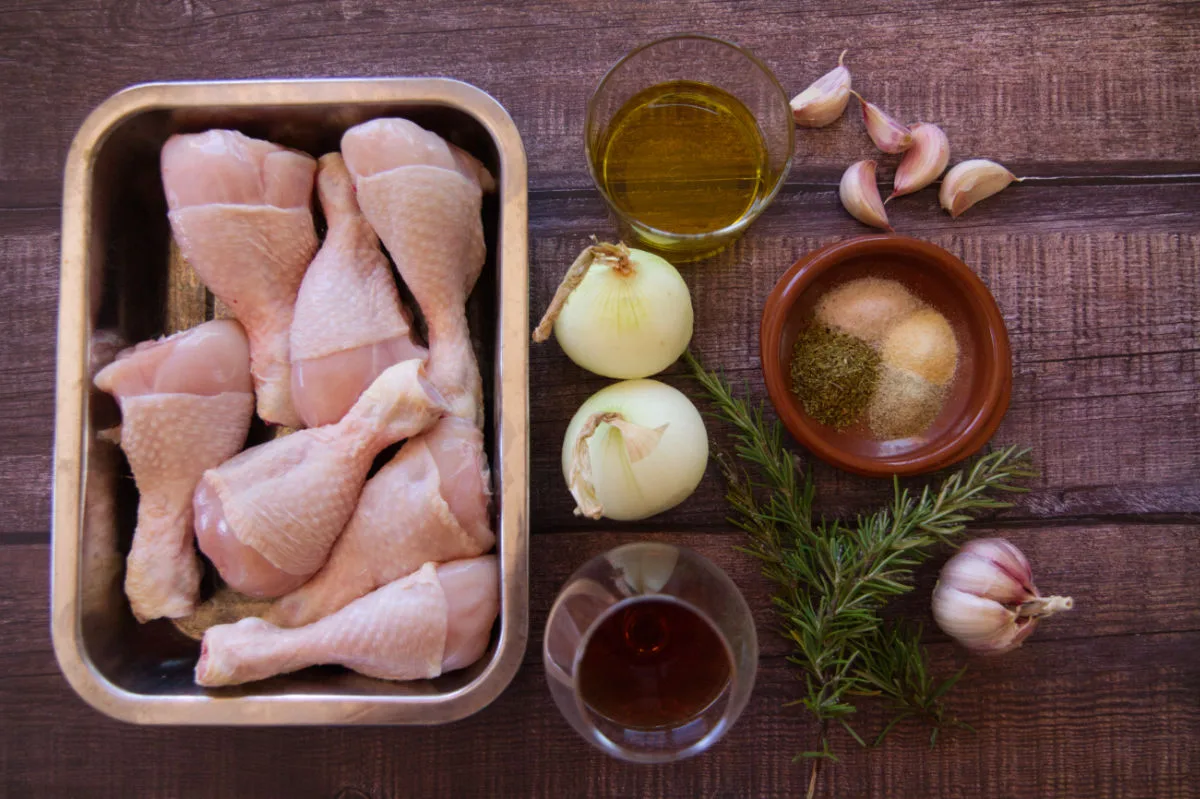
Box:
[686,352,1034,755]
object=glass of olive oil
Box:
[543,543,758,763]
[587,34,795,260]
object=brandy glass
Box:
[543,542,758,763]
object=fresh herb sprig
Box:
[685,352,1034,763]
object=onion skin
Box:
[561,380,708,521]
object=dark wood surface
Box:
[2,1,1198,797]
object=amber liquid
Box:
[594,80,770,236]
[577,597,733,730]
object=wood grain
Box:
[1,0,1199,796]
[9,523,1196,678]
[1,1,1199,194]
[527,184,1200,530]
[2,534,1196,798]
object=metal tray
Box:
[52,79,529,724]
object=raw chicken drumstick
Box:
[196,555,500,687]
[162,130,319,427]
[194,359,445,599]
[289,153,426,428]
[94,320,254,622]
[267,416,493,627]
[341,118,495,427]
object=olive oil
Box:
[594,80,770,236]
[577,597,733,730]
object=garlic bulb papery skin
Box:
[932,538,1074,655]
[533,242,694,379]
[889,123,950,200]
[791,50,852,128]
[839,160,892,231]
[562,379,708,521]
[938,159,1019,218]
[851,91,913,154]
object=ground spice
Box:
[173,586,274,640]
[880,307,959,386]
[867,363,945,439]
[790,323,881,429]
[815,277,921,344]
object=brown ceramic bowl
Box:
[760,235,1012,477]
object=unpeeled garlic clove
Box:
[939,159,1019,218]
[839,160,892,231]
[889,123,950,200]
[790,50,852,128]
[852,91,912,154]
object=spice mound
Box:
[790,277,959,438]
[816,276,922,344]
[790,324,881,429]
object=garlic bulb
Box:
[562,379,708,521]
[790,50,852,128]
[932,538,1074,655]
[533,242,693,380]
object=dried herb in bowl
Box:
[789,323,880,429]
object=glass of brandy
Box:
[543,542,758,763]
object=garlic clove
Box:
[791,50,852,128]
[940,549,1029,605]
[888,123,950,200]
[931,584,1018,652]
[963,538,1033,586]
[938,159,1019,218]
[851,91,912,154]
[839,160,892,231]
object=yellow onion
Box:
[533,242,693,379]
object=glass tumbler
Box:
[543,542,758,763]
[585,34,795,261]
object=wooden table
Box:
[2,2,1197,796]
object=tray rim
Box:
[51,77,530,725]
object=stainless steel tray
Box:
[52,79,529,724]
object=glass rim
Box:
[568,592,742,764]
[584,33,796,244]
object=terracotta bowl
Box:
[760,235,1012,477]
